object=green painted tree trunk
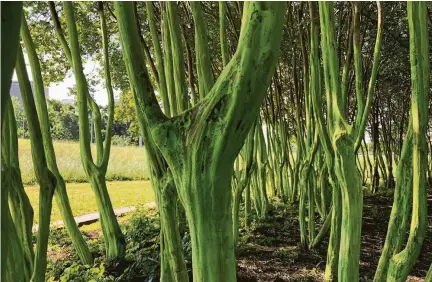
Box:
[426,264,432,282]
[252,122,269,219]
[308,4,340,278]
[1,1,22,121]
[319,2,365,277]
[191,2,215,99]
[324,177,341,282]
[143,4,189,280]
[316,2,382,280]
[2,101,30,282]
[16,45,56,282]
[116,2,285,280]
[219,1,230,67]
[1,3,23,281]
[319,164,330,218]
[20,13,93,265]
[3,99,35,281]
[153,177,189,282]
[60,2,126,261]
[233,124,256,247]
[133,94,189,281]
[380,3,429,281]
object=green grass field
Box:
[18,139,149,184]
[26,180,155,224]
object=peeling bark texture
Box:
[116,2,285,280]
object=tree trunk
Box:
[375,3,429,280]
[88,172,126,259]
[62,2,126,261]
[117,2,285,280]
[425,264,432,282]
[386,3,429,280]
[324,176,342,282]
[20,13,93,265]
[3,102,34,280]
[1,3,23,280]
[156,178,189,282]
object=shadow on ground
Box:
[236,193,432,282]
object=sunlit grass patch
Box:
[26,180,155,224]
[18,139,149,184]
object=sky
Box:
[12,57,114,106]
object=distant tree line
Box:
[12,91,140,145]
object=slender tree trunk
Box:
[4,102,34,280]
[323,174,341,281]
[386,3,429,281]
[2,102,29,282]
[16,46,56,282]
[156,178,189,282]
[372,104,380,193]
[20,13,93,265]
[426,264,432,282]
[61,2,126,261]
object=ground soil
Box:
[236,194,432,282]
[47,192,431,281]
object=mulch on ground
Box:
[236,195,432,282]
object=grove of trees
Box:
[1,1,431,282]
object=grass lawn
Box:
[26,180,155,224]
[18,139,149,184]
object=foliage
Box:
[44,207,161,282]
[111,135,135,147]
[114,90,140,144]
[11,96,28,138]
[47,262,114,282]
[117,207,161,281]
[47,99,79,140]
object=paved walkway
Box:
[32,206,137,233]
